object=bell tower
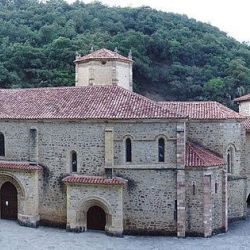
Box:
[74,48,133,91]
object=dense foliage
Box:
[1,0,250,107]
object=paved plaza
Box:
[0,216,250,250]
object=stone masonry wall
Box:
[0,117,242,235]
[0,120,178,227]
[187,121,245,176]
[113,122,177,166]
[239,101,250,116]
[228,177,247,220]
[185,168,224,236]
[244,133,250,197]
[188,120,247,223]
[114,169,177,235]
[212,169,224,231]
[185,170,204,235]
[76,60,132,91]
[187,121,242,159]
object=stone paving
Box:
[1,217,250,250]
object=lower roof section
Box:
[0,161,43,171]
[186,142,225,168]
[63,175,127,186]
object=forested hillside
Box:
[1,0,250,107]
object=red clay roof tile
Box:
[63,175,127,186]
[0,161,42,171]
[234,94,250,102]
[159,101,243,120]
[186,142,225,167]
[74,48,132,63]
[0,85,184,120]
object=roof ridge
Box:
[0,84,124,92]
[158,101,218,104]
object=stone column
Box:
[105,128,114,166]
[203,174,212,237]
[18,170,41,228]
[75,63,78,85]
[129,63,133,91]
[176,122,186,237]
[111,61,117,86]
[89,62,94,86]
[29,128,38,163]
[222,170,228,232]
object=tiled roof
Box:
[186,142,225,167]
[159,101,243,120]
[0,161,42,171]
[242,118,250,132]
[63,175,127,186]
[234,94,250,102]
[74,48,132,63]
[0,85,184,120]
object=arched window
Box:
[0,133,5,156]
[227,146,234,173]
[158,138,165,162]
[125,138,132,162]
[71,151,77,172]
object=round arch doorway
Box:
[87,206,106,231]
[0,182,18,220]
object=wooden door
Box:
[1,182,17,220]
[87,206,106,230]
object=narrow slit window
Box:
[126,138,132,162]
[192,182,196,195]
[215,183,218,194]
[174,200,177,221]
[0,133,5,156]
[227,146,234,173]
[71,151,77,172]
[158,138,165,162]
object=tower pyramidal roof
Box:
[74,48,133,63]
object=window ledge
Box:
[228,175,247,181]
[105,164,176,170]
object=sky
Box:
[67,0,250,43]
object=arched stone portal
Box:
[81,197,112,233]
[0,164,42,228]
[64,175,126,236]
[87,205,106,230]
[1,181,18,220]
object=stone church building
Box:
[0,48,249,237]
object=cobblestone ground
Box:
[1,218,250,250]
